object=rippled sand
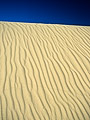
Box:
[0,22,90,120]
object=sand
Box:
[0,22,90,120]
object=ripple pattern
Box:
[0,22,90,120]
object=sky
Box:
[0,0,90,26]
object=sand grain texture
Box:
[0,22,90,120]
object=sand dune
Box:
[0,22,90,120]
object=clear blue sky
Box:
[0,0,90,25]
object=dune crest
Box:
[0,22,90,120]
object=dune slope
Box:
[0,22,90,120]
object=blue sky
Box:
[0,0,90,25]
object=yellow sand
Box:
[0,22,90,120]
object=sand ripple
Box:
[0,22,90,120]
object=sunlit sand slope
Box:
[0,22,90,120]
